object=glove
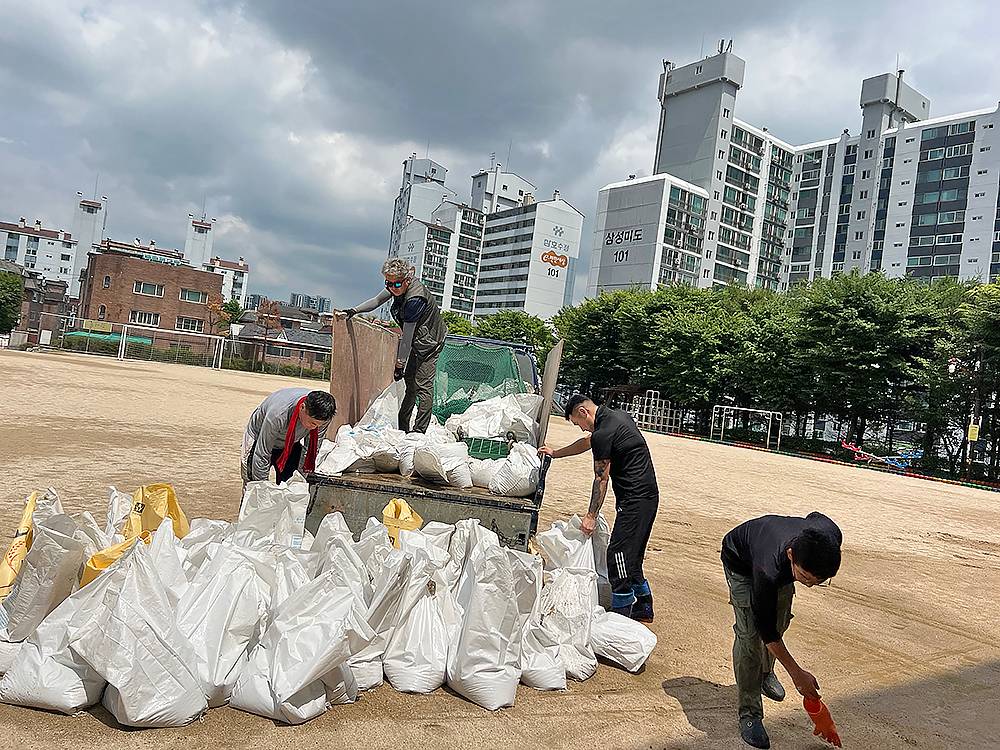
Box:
[393,363,405,381]
[344,308,357,319]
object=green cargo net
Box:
[433,341,526,423]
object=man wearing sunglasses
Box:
[345,257,447,433]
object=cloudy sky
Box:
[1,0,997,307]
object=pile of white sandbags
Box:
[0,480,655,727]
[314,385,544,498]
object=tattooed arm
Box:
[582,458,611,536]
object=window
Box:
[938,210,966,224]
[917,214,938,226]
[102,275,111,289]
[723,107,730,118]
[896,222,906,228]
[882,157,893,169]
[695,65,703,74]
[708,230,715,240]
[129,310,160,326]
[846,145,858,156]
[857,210,866,220]
[907,256,932,267]
[133,280,164,297]
[717,170,723,180]
[176,316,205,333]
[862,170,871,179]
[975,192,986,198]
[943,166,969,179]
[867,129,876,139]
[719,150,726,160]
[843,164,856,175]
[60,253,71,261]
[921,148,946,161]
[945,143,973,158]
[97,305,106,320]
[905,137,915,143]
[852,251,862,260]
[981,146,992,152]
[933,254,961,266]
[195,226,208,235]
[911,236,935,247]
[839,204,851,216]
[854,231,864,240]
[899,201,909,207]
[711,211,718,220]
[860,190,869,199]
[179,288,208,304]
[978,169,988,175]
[714,191,720,200]
[948,121,974,135]
[864,149,873,159]
[721,130,727,139]
[936,233,963,244]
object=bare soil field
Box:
[0,349,997,749]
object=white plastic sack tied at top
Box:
[533,514,611,608]
[413,442,474,489]
[489,443,542,498]
[537,568,598,682]
[444,393,545,445]
[237,473,310,550]
[589,607,657,673]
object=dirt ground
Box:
[0,349,998,750]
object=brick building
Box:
[0,259,77,347]
[79,248,223,335]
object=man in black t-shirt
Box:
[721,512,843,749]
[539,394,659,622]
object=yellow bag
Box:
[120,484,190,540]
[0,492,40,600]
[80,532,151,587]
[382,498,423,549]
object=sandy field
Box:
[0,349,998,750]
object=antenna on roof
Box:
[506,140,512,172]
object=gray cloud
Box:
[1,0,997,308]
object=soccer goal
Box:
[117,324,225,369]
[710,404,783,451]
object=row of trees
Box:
[451,274,1000,481]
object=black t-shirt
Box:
[590,406,659,502]
[721,512,842,643]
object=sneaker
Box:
[739,716,771,749]
[631,598,654,623]
[761,672,785,702]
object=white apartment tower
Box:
[388,156,457,257]
[184,215,216,267]
[470,164,537,214]
[476,191,584,320]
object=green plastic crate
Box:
[463,437,511,460]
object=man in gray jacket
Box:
[241,388,336,486]
[346,258,447,433]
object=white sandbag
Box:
[72,511,112,563]
[147,519,189,608]
[356,381,406,431]
[315,535,372,605]
[237,474,309,549]
[399,521,454,571]
[520,623,566,691]
[0,632,19,675]
[470,458,502,489]
[538,568,598,681]
[228,646,327,725]
[588,515,613,610]
[312,511,354,552]
[104,486,131,541]
[354,518,393,581]
[179,519,232,577]
[0,562,119,714]
[444,393,544,444]
[262,569,375,703]
[489,443,541,498]
[3,514,86,641]
[414,442,473,489]
[397,434,425,477]
[322,662,359,705]
[348,548,411,691]
[70,541,207,727]
[534,516,602,607]
[590,607,657,672]
[175,544,268,707]
[316,425,380,475]
[383,557,462,694]
[446,543,521,710]
[371,428,406,473]
[508,549,543,639]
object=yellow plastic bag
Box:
[382,498,423,549]
[80,532,151,587]
[120,484,190,540]
[0,492,40,600]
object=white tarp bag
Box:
[357,381,406,431]
[383,556,462,694]
[444,393,544,445]
[230,645,328,725]
[311,511,354,551]
[237,474,309,549]
[413,442,473,489]
[470,458,502,489]
[590,606,657,672]
[179,519,232,578]
[372,428,406,473]
[399,521,454,572]
[446,543,521,710]
[104,487,131,542]
[147,520,190,608]
[175,544,268,707]
[71,542,207,727]
[0,548,124,714]
[0,632,19,674]
[3,514,86,641]
[489,443,541,498]
[349,551,412,691]
[316,425,380,475]
[322,662,359,705]
[539,568,598,682]
[72,511,112,564]
[262,569,375,704]
[397,434,426,477]
[354,518,394,581]
[520,622,566,691]
[534,515,609,607]
[315,535,372,606]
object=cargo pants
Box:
[723,565,794,720]
[399,352,439,433]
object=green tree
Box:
[553,290,636,391]
[474,310,555,368]
[441,310,474,336]
[0,271,22,334]
[221,299,244,322]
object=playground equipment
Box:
[710,404,783,451]
[841,441,924,471]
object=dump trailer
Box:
[305,317,563,551]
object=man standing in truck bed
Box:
[345,257,447,434]
[539,393,659,622]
